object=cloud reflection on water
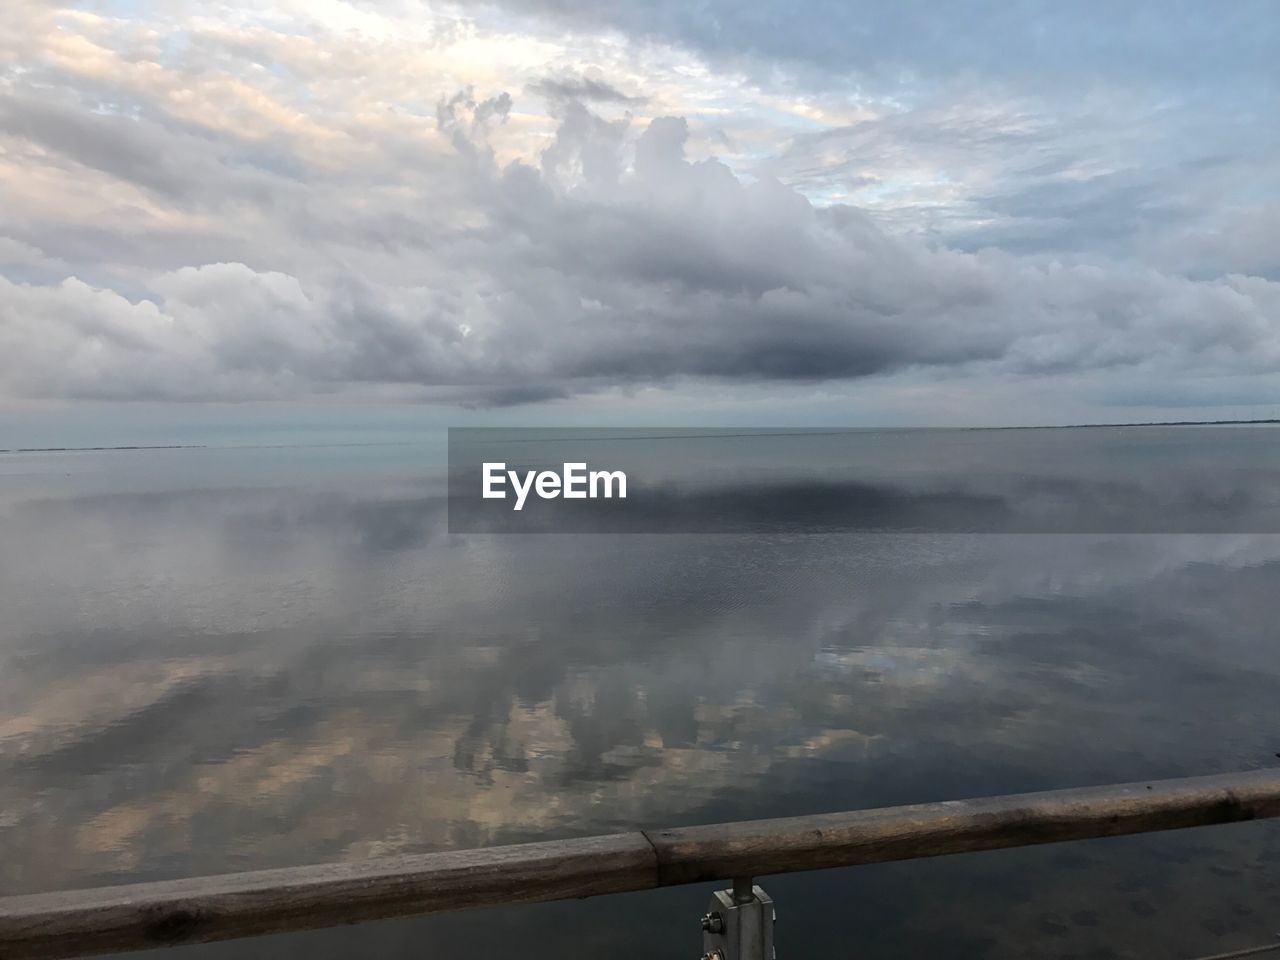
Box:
[2,447,1279,957]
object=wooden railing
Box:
[2,768,1280,959]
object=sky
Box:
[0,0,1278,434]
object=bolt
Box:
[701,952,725,960]
[700,911,724,934]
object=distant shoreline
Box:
[980,418,1280,431]
[2,419,1277,454]
[0,444,208,454]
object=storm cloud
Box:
[0,0,1277,410]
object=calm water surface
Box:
[2,428,1279,959]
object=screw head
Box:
[700,911,724,933]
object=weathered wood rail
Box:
[3,768,1280,959]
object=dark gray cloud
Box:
[528,75,644,105]
[1,98,1278,404]
[0,2,1277,410]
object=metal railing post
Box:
[700,877,776,960]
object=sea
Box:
[2,426,1279,959]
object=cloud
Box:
[1,95,1277,406]
[469,0,1280,95]
[0,1,1276,411]
[529,75,645,105]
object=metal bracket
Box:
[699,877,776,960]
